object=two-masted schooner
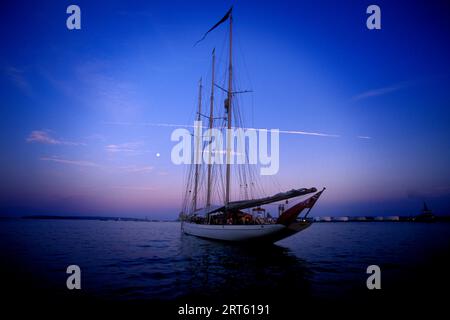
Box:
[180,7,325,243]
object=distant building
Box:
[385,216,400,221]
[332,217,349,222]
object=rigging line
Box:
[216,158,225,204]
[214,83,253,95]
[216,26,228,96]
[184,160,194,214]
[234,29,256,136]
[236,28,254,92]
[237,96,253,200]
[214,83,228,93]
[180,162,189,213]
[233,90,250,199]
[211,164,219,205]
[184,155,194,206]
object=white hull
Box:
[182,221,312,243]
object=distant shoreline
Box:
[4,215,177,222]
[0,215,448,223]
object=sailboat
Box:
[414,202,435,222]
[180,8,325,243]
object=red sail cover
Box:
[277,189,324,225]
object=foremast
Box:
[225,11,233,205]
[193,78,202,211]
[206,49,215,207]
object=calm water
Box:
[1,219,449,310]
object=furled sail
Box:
[199,187,317,215]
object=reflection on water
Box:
[0,220,313,303]
[176,234,312,302]
[1,219,450,307]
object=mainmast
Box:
[193,78,202,211]
[225,12,233,205]
[206,49,215,207]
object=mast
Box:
[193,78,202,211]
[206,49,215,207]
[225,12,233,205]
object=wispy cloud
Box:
[351,81,409,102]
[256,128,340,138]
[4,66,32,95]
[104,122,376,140]
[105,142,146,155]
[117,165,154,173]
[40,156,99,167]
[110,186,156,191]
[104,122,341,138]
[27,130,86,146]
[40,156,153,173]
[41,60,144,119]
[75,61,143,119]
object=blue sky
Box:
[1,0,450,218]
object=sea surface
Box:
[1,219,449,314]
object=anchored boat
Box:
[180,7,325,242]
